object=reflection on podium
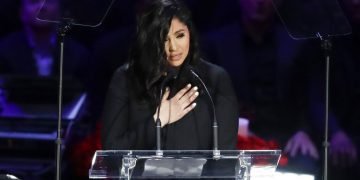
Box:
[89,150,316,179]
[0,75,87,177]
[89,150,282,179]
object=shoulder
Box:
[112,63,130,80]
[197,59,228,76]
[107,64,131,95]
[195,59,231,85]
[193,59,235,96]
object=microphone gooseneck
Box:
[155,70,176,156]
[155,108,162,156]
[189,68,220,159]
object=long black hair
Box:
[128,0,201,103]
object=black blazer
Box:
[101,60,239,150]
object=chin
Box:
[168,60,185,67]
[169,63,182,68]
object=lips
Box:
[169,54,182,61]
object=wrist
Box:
[153,114,167,127]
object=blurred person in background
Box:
[201,0,325,176]
[0,0,91,178]
[0,0,89,81]
[293,0,359,179]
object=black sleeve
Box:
[213,67,240,150]
[101,68,156,150]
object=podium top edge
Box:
[94,149,282,155]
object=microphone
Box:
[155,69,177,156]
[188,66,220,159]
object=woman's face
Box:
[164,17,190,68]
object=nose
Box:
[169,39,177,52]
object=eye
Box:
[176,33,185,39]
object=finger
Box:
[179,86,198,102]
[179,90,198,110]
[183,102,197,115]
[179,89,199,107]
[189,91,199,102]
[175,84,192,100]
[162,87,170,101]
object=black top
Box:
[101,60,239,150]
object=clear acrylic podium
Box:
[89,150,281,179]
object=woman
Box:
[101,0,239,150]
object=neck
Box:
[242,16,273,44]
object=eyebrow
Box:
[174,29,186,34]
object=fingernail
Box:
[195,92,199,96]
[192,103,197,107]
[187,84,191,88]
[193,86,198,91]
